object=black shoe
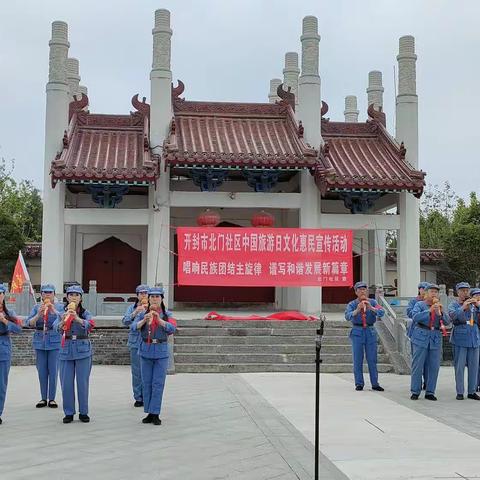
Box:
[36,400,47,408]
[355,385,364,391]
[63,415,74,424]
[152,415,162,426]
[142,414,153,424]
[79,414,90,423]
[410,394,419,400]
[134,401,144,408]
[425,394,437,401]
[456,394,464,400]
[468,393,480,400]
[372,385,384,392]
[48,400,58,408]
[0,417,2,424]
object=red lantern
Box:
[251,210,275,228]
[196,209,221,227]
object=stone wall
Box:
[11,328,130,366]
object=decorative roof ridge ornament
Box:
[69,92,89,121]
[297,120,304,138]
[131,94,151,117]
[276,83,295,111]
[172,79,185,100]
[367,103,386,127]
[62,130,69,148]
[321,101,329,118]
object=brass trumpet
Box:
[358,294,369,312]
[430,297,443,314]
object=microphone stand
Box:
[315,315,325,480]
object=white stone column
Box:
[344,95,359,122]
[66,57,80,99]
[148,9,172,302]
[283,52,300,105]
[41,21,69,289]
[396,36,420,296]
[298,16,322,314]
[268,78,281,104]
[366,70,384,109]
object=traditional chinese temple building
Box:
[41,9,425,312]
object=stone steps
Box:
[176,327,318,337]
[175,343,374,354]
[174,363,394,373]
[175,335,317,345]
[175,344,315,354]
[174,352,390,364]
[176,319,323,329]
[175,363,319,373]
[173,318,393,373]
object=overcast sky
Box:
[0,0,478,196]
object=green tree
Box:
[0,211,25,280]
[444,223,480,286]
[0,157,42,241]
[420,210,451,248]
[386,182,458,249]
[421,181,458,220]
[452,192,480,227]
[0,156,42,281]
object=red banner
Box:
[177,227,353,287]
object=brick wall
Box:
[11,328,130,366]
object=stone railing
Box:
[4,280,138,317]
[374,284,453,373]
[3,280,175,373]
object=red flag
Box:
[10,250,34,295]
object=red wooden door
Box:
[174,222,275,303]
[83,237,141,293]
[322,254,361,304]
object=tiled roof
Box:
[163,86,318,169]
[316,111,425,197]
[386,248,444,265]
[50,95,160,185]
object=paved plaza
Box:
[3,367,318,480]
[321,368,480,480]
[6,365,480,479]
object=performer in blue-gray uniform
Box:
[53,285,94,423]
[122,284,149,407]
[471,288,480,391]
[132,287,176,425]
[410,284,451,401]
[345,281,385,391]
[25,284,63,408]
[406,282,430,389]
[448,282,480,400]
[0,285,22,424]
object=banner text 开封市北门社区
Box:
[177,227,353,287]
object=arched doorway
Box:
[82,236,141,293]
[174,221,275,303]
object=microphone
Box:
[316,319,325,355]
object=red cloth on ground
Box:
[204,311,318,321]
